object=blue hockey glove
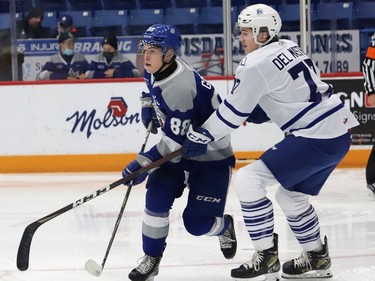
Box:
[140,91,159,134]
[122,153,153,186]
[182,125,214,158]
[246,105,270,124]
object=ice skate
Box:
[367,183,375,198]
[219,214,237,259]
[128,254,162,281]
[282,236,333,279]
[231,233,280,281]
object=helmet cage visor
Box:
[137,38,165,55]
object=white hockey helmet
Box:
[236,4,282,45]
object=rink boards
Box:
[0,75,370,172]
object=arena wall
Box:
[0,74,369,173]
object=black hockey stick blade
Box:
[16,149,181,271]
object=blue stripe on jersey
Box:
[281,102,319,131]
[216,99,249,129]
[290,103,344,133]
[224,99,250,117]
[216,110,238,129]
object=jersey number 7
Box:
[288,58,322,103]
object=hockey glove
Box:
[182,125,214,158]
[122,153,154,186]
[140,91,159,134]
[246,105,270,124]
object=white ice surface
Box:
[1,168,375,281]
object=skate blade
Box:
[282,268,333,279]
[232,272,280,281]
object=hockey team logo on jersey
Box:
[231,78,241,94]
[365,93,375,108]
[107,97,128,118]
[256,8,264,15]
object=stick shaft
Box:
[99,122,153,270]
[16,148,181,271]
[100,184,132,269]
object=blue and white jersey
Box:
[203,39,359,140]
[38,52,88,80]
[146,57,234,167]
[85,52,139,78]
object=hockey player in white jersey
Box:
[183,4,359,281]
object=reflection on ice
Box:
[1,169,374,281]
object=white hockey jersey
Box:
[203,39,359,140]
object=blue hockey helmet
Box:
[139,24,182,55]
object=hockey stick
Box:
[85,122,153,276]
[16,148,181,271]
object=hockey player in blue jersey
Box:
[183,4,359,281]
[38,32,88,80]
[122,24,237,281]
[85,35,139,79]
